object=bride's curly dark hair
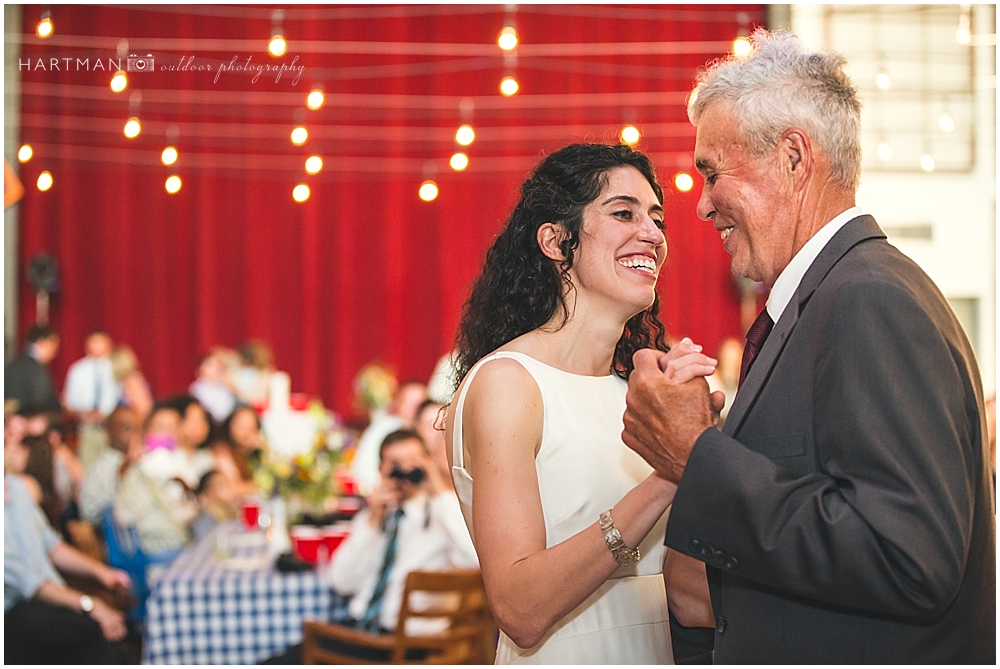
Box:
[454,143,670,387]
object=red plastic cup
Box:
[241,499,261,528]
[322,524,351,559]
[290,393,310,411]
[336,469,359,496]
[290,526,323,564]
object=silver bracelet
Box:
[599,508,640,565]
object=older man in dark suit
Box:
[623,29,995,663]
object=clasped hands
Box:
[622,338,725,484]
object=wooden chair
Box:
[65,519,105,562]
[302,569,496,665]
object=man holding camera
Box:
[326,429,478,635]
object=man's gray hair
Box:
[688,29,862,192]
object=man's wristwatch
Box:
[79,594,94,615]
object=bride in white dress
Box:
[445,143,718,664]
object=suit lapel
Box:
[722,215,886,437]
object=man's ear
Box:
[779,128,812,188]
[537,222,568,261]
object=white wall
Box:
[791,4,996,397]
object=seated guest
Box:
[351,381,428,495]
[110,344,153,423]
[4,422,42,503]
[188,469,240,543]
[5,473,131,664]
[113,404,193,557]
[23,434,66,530]
[414,399,450,490]
[163,394,216,488]
[205,405,261,498]
[232,339,275,406]
[266,430,478,663]
[189,350,238,424]
[46,416,85,514]
[79,407,142,525]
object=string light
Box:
[876,142,893,160]
[674,172,694,192]
[449,152,469,171]
[305,155,323,174]
[956,6,972,44]
[37,171,53,191]
[161,146,178,165]
[290,126,308,145]
[36,12,53,39]
[165,175,182,194]
[307,88,325,110]
[875,70,891,90]
[498,26,518,51]
[418,180,439,201]
[455,124,475,146]
[123,117,141,139]
[110,71,128,93]
[268,10,287,58]
[18,144,33,163]
[293,183,311,202]
[499,76,519,96]
[732,36,752,58]
[920,154,935,172]
[620,125,641,146]
[938,112,955,133]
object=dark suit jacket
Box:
[4,352,61,414]
[665,216,996,663]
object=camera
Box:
[389,465,426,485]
[127,54,155,72]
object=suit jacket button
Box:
[725,557,740,570]
[715,616,727,634]
[701,544,714,558]
[689,539,701,552]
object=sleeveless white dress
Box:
[452,351,673,664]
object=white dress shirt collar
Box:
[766,206,864,324]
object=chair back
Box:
[302,569,496,665]
[102,508,153,620]
[65,519,105,563]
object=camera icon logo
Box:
[127,54,154,72]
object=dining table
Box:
[142,520,332,664]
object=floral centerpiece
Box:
[352,362,398,415]
[250,373,351,521]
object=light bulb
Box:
[450,152,469,171]
[498,26,518,51]
[732,36,752,58]
[123,117,141,138]
[290,126,308,145]
[37,171,53,191]
[620,125,641,146]
[938,113,955,133]
[455,124,475,146]
[307,89,325,110]
[875,71,891,90]
[36,15,53,39]
[305,155,323,174]
[876,142,893,161]
[18,144,33,163]
[920,154,935,172]
[419,180,439,201]
[165,175,182,194]
[293,184,311,202]
[268,35,287,58]
[161,146,178,165]
[499,76,519,96]
[674,172,694,192]
[956,28,971,44]
[110,72,128,93]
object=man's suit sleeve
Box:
[665,280,978,621]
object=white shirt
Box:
[766,206,864,324]
[63,355,119,416]
[325,491,479,634]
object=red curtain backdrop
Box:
[16,4,764,418]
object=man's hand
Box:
[623,349,714,483]
[97,565,132,592]
[90,598,128,642]
[365,478,401,529]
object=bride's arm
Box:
[451,357,676,649]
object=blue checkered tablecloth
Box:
[143,521,331,664]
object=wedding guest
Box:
[162,394,215,488]
[415,399,450,489]
[79,407,142,526]
[205,405,261,497]
[5,324,61,415]
[190,351,238,424]
[187,469,240,542]
[63,330,118,424]
[5,473,131,664]
[110,344,153,422]
[233,339,276,406]
[352,381,428,495]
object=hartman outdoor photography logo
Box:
[127,53,154,72]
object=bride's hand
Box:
[658,338,717,383]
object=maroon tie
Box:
[739,308,774,387]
